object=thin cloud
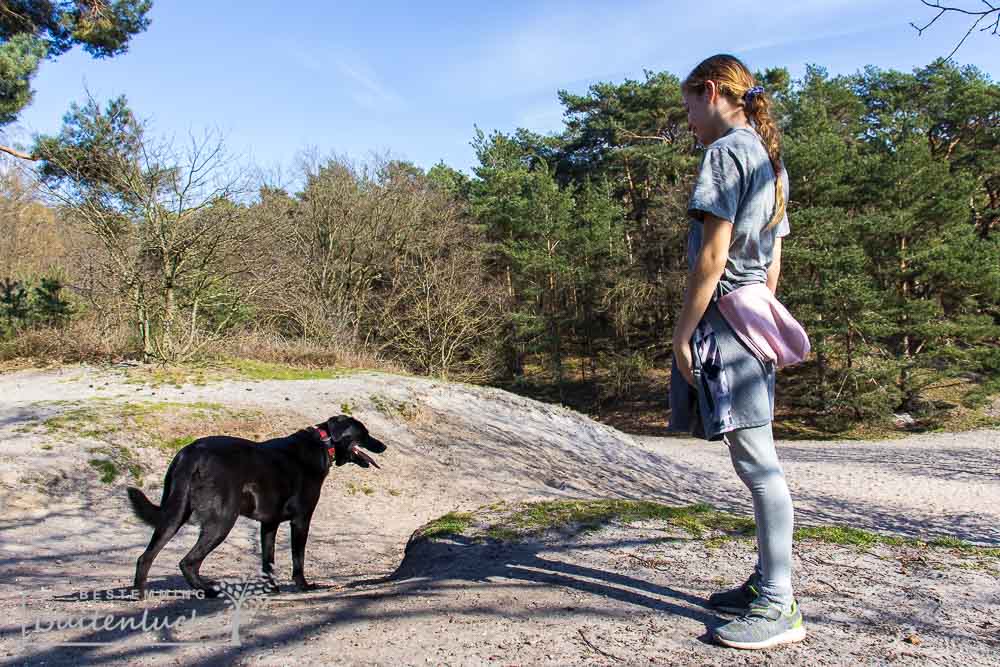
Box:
[443,0,899,100]
[287,45,324,75]
[280,39,403,113]
[335,59,403,112]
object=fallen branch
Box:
[577,628,624,662]
[620,551,673,572]
[815,578,840,592]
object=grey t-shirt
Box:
[687,126,790,297]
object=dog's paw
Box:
[294,581,319,592]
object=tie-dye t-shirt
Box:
[686,126,790,296]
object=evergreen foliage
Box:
[465,59,1000,426]
[0,1,151,127]
[20,56,1000,430]
[0,275,71,334]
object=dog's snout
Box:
[364,435,387,453]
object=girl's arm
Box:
[673,213,732,348]
[766,236,782,295]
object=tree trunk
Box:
[846,327,853,370]
[135,285,152,363]
[898,235,913,398]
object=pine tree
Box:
[0,278,29,333]
[31,277,71,326]
[0,1,151,158]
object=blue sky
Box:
[9,1,1000,177]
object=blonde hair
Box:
[682,54,785,231]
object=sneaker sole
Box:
[714,624,807,650]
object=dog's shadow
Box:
[20,536,730,667]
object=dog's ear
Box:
[329,416,359,439]
[325,417,352,440]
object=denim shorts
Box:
[668,301,775,441]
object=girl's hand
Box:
[673,336,696,388]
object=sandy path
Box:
[634,430,1000,546]
[0,365,997,666]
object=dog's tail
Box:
[127,487,162,526]
[127,448,192,528]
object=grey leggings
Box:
[723,421,794,609]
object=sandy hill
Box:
[0,365,997,665]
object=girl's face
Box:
[682,87,715,147]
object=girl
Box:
[669,54,805,650]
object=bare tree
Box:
[285,152,434,342]
[259,151,506,378]
[911,1,1000,60]
[34,98,277,361]
[374,240,505,381]
[0,168,70,279]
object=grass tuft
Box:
[793,525,912,549]
[164,435,197,452]
[123,360,351,387]
[414,500,755,544]
[88,458,118,484]
[417,512,475,540]
[412,500,1000,560]
[35,399,303,455]
[368,393,420,421]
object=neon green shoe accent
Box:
[714,599,807,650]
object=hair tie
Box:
[743,86,765,104]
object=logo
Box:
[16,575,272,649]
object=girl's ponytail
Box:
[744,90,786,231]
[683,55,786,231]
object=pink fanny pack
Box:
[716,283,810,369]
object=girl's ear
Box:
[704,79,719,105]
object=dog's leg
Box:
[259,521,280,594]
[133,505,189,599]
[179,515,238,597]
[290,512,316,591]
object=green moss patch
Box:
[412,500,1000,560]
[223,359,348,381]
[123,360,351,387]
[368,393,420,421]
[88,458,119,484]
[412,500,754,544]
[33,399,304,454]
[86,444,144,484]
[417,512,475,540]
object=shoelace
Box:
[735,605,781,624]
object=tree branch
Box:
[0,145,36,161]
[910,1,1000,61]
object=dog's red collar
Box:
[310,426,337,459]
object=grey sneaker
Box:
[713,599,807,650]
[707,573,760,614]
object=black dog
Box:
[126,416,386,598]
